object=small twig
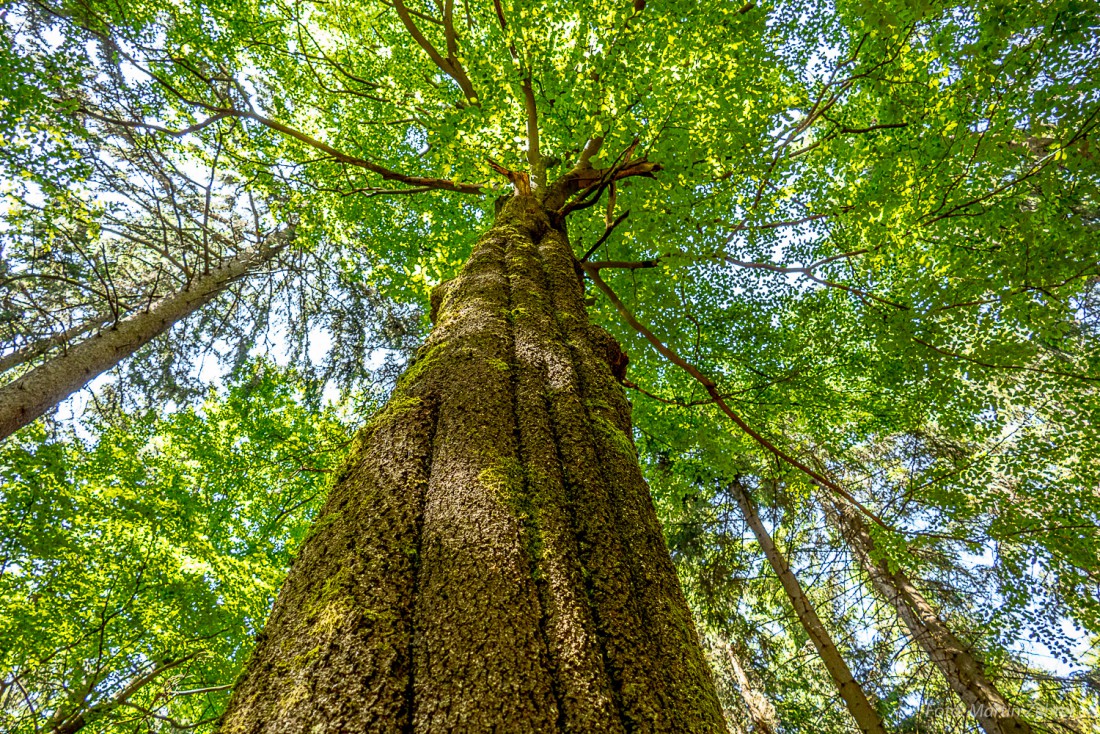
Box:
[580,210,630,262]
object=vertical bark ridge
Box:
[220,195,727,733]
[502,204,623,731]
[534,228,658,726]
[413,218,557,731]
[536,224,726,732]
[403,401,434,733]
[499,217,569,731]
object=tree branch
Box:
[586,248,905,309]
[523,77,543,188]
[580,210,630,262]
[582,263,890,529]
[78,105,484,195]
[392,0,478,101]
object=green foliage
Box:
[0,363,349,732]
[2,0,1099,730]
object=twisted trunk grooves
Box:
[823,497,1032,734]
[220,196,726,733]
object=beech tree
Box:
[2,0,1099,732]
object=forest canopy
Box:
[1,0,1098,731]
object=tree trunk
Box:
[728,480,888,734]
[823,496,1032,734]
[219,196,727,733]
[0,237,288,442]
[0,315,109,377]
[725,645,777,734]
[707,634,778,734]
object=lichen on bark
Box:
[220,196,727,733]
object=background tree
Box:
[0,363,349,733]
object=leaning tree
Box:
[2,0,1098,731]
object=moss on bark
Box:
[220,196,726,733]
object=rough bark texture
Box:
[219,196,726,733]
[728,481,888,734]
[824,497,1032,734]
[0,239,287,442]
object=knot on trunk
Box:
[429,279,455,325]
[588,325,629,381]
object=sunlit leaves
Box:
[0,363,349,732]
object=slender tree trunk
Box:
[0,237,288,442]
[219,196,727,733]
[707,634,778,734]
[726,645,777,734]
[728,480,888,734]
[822,496,1032,734]
[0,315,109,376]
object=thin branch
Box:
[587,248,905,309]
[622,378,715,407]
[912,336,1098,383]
[378,0,443,25]
[170,683,234,697]
[79,105,484,195]
[392,0,478,100]
[582,263,890,530]
[580,210,630,262]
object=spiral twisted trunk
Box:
[220,196,726,733]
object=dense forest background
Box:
[1,0,1098,731]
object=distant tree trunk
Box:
[0,315,108,377]
[823,496,1032,734]
[707,634,778,734]
[0,237,288,442]
[728,480,888,734]
[726,645,777,734]
[219,196,727,733]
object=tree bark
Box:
[219,196,727,733]
[725,644,777,734]
[706,634,777,734]
[822,496,1032,734]
[727,480,888,734]
[0,315,109,377]
[0,236,288,442]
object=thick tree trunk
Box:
[219,196,726,732]
[0,237,288,442]
[823,497,1032,734]
[728,481,888,734]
